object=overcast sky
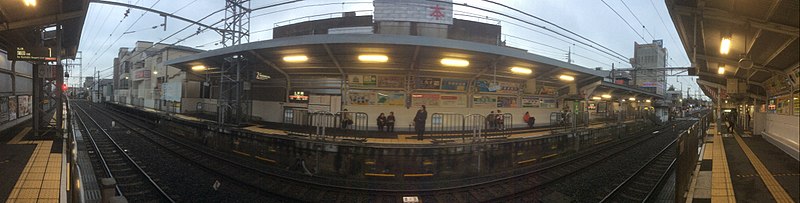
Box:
[74,0,707,99]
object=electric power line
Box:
[600,0,646,42]
[619,0,655,41]
[477,0,631,60]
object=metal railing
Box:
[429,113,466,142]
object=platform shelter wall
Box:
[755,112,800,160]
[342,105,556,130]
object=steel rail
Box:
[74,103,175,203]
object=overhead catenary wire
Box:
[600,0,646,42]
[476,0,631,60]
[619,0,655,41]
[86,0,163,69]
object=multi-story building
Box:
[631,40,667,95]
[113,41,202,112]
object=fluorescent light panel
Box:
[510,67,532,74]
[720,37,731,55]
[559,75,575,81]
[191,65,206,71]
[283,55,308,62]
[358,54,388,62]
[440,58,469,67]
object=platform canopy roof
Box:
[167,34,615,94]
[666,0,799,101]
[0,0,89,58]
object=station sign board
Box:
[374,0,453,25]
[8,47,57,62]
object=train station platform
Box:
[686,122,799,203]
[113,102,644,146]
[0,120,66,203]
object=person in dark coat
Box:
[386,112,396,132]
[377,113,386,132]
[413,105,428,140]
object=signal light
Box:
[62,84,68,91]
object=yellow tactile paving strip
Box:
[5,140,62,203]
[732,131,795,203]
[711,133,736,203]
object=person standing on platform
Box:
[487,111,496,129]
[496,110,505,130]
[386,112,396,132]
[377,113,386,132]
[414,105,428,140]
[341,109,352,129]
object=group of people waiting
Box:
[349,106,540,141]
[376,112,396,132]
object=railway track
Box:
[600,130,680,202]
[95,101,700,202]
[74,103,174,202]
[74,101,282,201]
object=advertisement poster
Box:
[476,80,493,92]
[588,103,597,110]
[538,85,557,95]
[376,92,405,106]
[411,94,440,107]
[497,96,518,108]
[415,77,441,90]
[439,94,466,107]
[362,75,377,86]
[8,96,17,120]
[19,96,30,116]
[441,78,468,91]
[472,95,497,108]
[349,75,377,87]
[597,102,607,113]
[377,75,405,88]
[522,96,540,108]
[540,98,557,108]
[0,97,8,123]
[348,91,377,105]
[348,75,363,86]
[497,81,520,94]
[161,82,182,102]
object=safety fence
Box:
[549,111,590,132]
[281,109,369,141]
[428,113,513,143]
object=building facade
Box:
[113,41,201,112]
[632,40,667,95]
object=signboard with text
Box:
[8,47,57,61]
[374,0,453,25]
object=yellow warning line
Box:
[8,127,32,144]
[711,134,736,203]
[254,156,276,164]
[232,150,251,157]
[364,173,395,177]
[732,131,795,203]
[516,158,537,165]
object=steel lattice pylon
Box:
[221,0,250,47]
[217,0,251,126]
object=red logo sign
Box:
[430,4,445,20]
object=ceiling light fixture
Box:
[558,75,575,81]
[358,54,388,63]
[510,67,532,74]
[283,55,308,63]
[23,0,36,7]
[602,94,611,99]
[440,58,469,67]
[720,36,731,55]
[718,65,725,75]
[191,65,207,71]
